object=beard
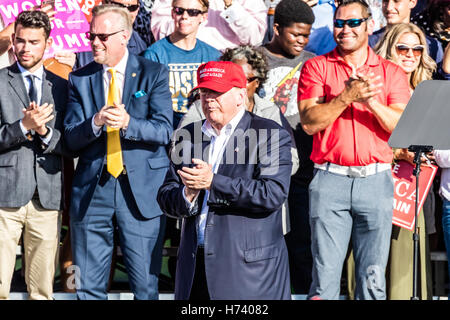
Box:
[16,51,44,71]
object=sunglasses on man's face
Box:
[333,17,370,28]
[86,30,124,42]
[173,6,205,17]
[104,0,139,12]
[395,44,424,57]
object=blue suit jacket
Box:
[157,112,293,300]
[64,54,172,220]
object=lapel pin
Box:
[132,73,136,77]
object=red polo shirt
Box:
[298,47,410,166]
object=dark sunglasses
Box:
[85,30,124,41]
[246,76,258,83]
[395,44,424,57]
[173,6,205,17]
[104,0,139,12]
[334,16,370,28]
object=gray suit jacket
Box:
[0,62,68,210]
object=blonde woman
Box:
[377,22,436,300]
[376,22,436,93]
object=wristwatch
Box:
[25,131,34,141]
[38,126,51,139]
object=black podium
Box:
[389,80,450,300]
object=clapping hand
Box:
[94,103,130,129]
[343,72,383,105]
[22,101,54,136]
[178,158,213,202]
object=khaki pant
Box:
[0,199,61,300]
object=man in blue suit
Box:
[64,4,172,300]
[73,0,148,70]
[157,61,293,300]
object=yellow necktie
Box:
[106,68,124,178]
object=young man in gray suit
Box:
[0,10,68,300]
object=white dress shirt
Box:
[183,108,245,247]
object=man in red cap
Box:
[158,60,293,300]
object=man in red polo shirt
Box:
[298,0,410,300]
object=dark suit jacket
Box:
[0,62,67,210]
[64,53,172,220]
[157,111,293,300]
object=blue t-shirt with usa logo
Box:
[143,36,220,128]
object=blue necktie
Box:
[27,74,38,104]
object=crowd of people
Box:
[0,0,449,300]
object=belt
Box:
[314,162,391,178]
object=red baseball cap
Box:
[193,61,247,93]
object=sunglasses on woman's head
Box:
[333,16,370,28]
[395,44,424,57]
[105,0,139,12]
[173,6,205,17]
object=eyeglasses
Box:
[333,16,370,28]
[395,44,424,57]
[246,76,258,83]
[85,30,124,42]
[173,6,205,17]
[104,0,139,12]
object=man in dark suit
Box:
[58,0,149,295]
[63,4,172,300]
[157,61,293,300]
[0,10,67,300]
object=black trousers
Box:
[189,247,211,300]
